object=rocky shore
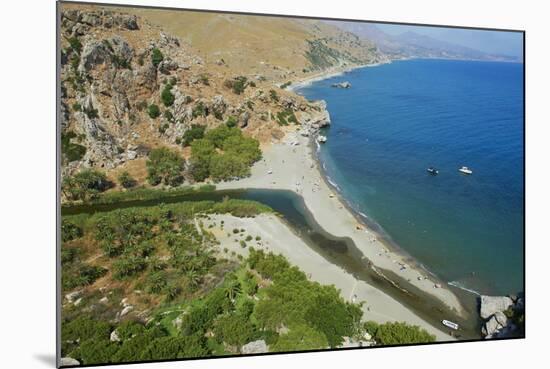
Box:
[480,294,525,339]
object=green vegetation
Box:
[151,48,164,67]
[225,115,238,128]
[117,171,136,189]
[269,89,279,102]
[62,185,216,207]
[67,36,82,54]
[276,108,298,126]
[305,39,353,70]
[147,104,160,119]
[181,124,206,147]
[280,81,292,89]
[189,126,261,182]
[61,131,87,162]
[161,83,175,107]
[224,76,248,95]
[363,321,436,345]
[61,184,436,364]
[146,147,185,186]
[192,101,207,118]
[62,169,110,202]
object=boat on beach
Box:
[459,166,473,175]
[442,319,459,330]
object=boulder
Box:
[158,59,179,74]
[114,14,139,30]
[240,111,250,128]
[110,329,121,342]
[78,41,110,73]
[480,295,514,319]
[60,357,80,366]
[80,12,102,27]
[109,36,134,64]
[241,340,268,354]
[120,305,133,317]
[65,290,82,304]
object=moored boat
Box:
[442,319,459,330]
[427,166,439,175]
[459,166,473,175]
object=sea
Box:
[295,59,524,297]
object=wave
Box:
[448,281,481,296]
[326,176,341,191]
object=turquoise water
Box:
[296,59,524,296]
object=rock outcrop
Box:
[241,339,268,354]
[479,293,524,339]
[331,81,351,88]
[60,357,80,366]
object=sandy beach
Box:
[216,131,467,340]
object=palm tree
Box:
[225,277,242,301]
[186,268,202,290]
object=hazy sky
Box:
[377,24,523,57]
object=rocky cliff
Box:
[59,4,352,184]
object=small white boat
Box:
[267,170,273,175]
[459,166,473,175]
[442,320,459,330]
[317,135,327,143]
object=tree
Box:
[148,104,160,119]
[62,169,110,202]
[209,153,249,182]
[213,313,255,349]
[373,322,436,345]
[181,124,206,147]
[146,147,185,186]
[270,324,328,352]
[151,48,164,67]
[117,171,136,189]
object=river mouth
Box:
[62,188,481,339]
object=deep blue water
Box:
[296,59,524,296]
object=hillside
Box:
[333,21,521,62]
[59,4,388,192]
[59,3,360,191]
[124,8,387,80]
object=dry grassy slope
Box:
[125,8,384,80]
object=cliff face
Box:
[59,4,381,184]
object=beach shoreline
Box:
[286,61,389,92]
[216,128,473,339]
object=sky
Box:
[376,24,523,57]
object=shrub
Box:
[140,335,210,360]
[271,324,328,352]
[117,171,136,189]
[245,235,253,242]
[61,131,87,162]
[62,169,110,202]
[163,110,174,122]
[373,322,436,345]
[213,313,256,348]
[148,104,160,119]
[146,147,185,186]
[151,48,164,67]
[269,89,279,102]
[224,76,248,95]
[67,36,82,54]
[61,220,83,242]
[181,124,206,147]
[225,115,238,128]
[161,84,175,107]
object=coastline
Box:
[216,130,469,340]
[286,61,389,92]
